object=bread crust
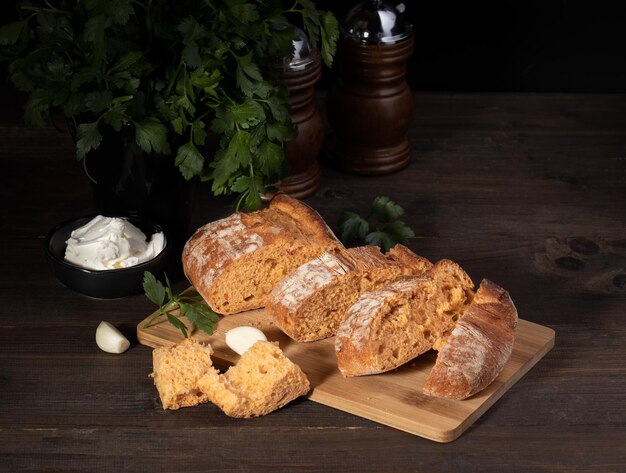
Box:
[182,195,340,314]
[423,279,518,400]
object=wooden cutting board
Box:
[136,294,554,443]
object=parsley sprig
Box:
[142,271,218,338]
[338,196,415,252]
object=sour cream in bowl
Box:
[64,215,166,270]
[45,214,172,298]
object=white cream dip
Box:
[64,215,165,270]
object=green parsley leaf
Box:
[0,21,26,46]
[229,1,260,24]
[231,175,251,193]
[320,12,339,67]
[365,231,395,253]
[338,211,369,245]
[171,116,184,135]
[225,129,252,167]
[337,196,415,252]
[85,90,113,113]
[83,14,107,66]
[109,0,134,25]
[175,142,204,180]
[371,196,405,222]
[177,16,206,43]
[229,99,265,129]
[110,51,144,72]
[257,141,287,180]
[266,121,296,143]
[102,106,127,131]
[76,121,103,160]
[167,313,188,339]
[191,119,207,145]
[134,117,170,155]
[143,271,166,306]
[383,220,415,245]
[210,148,241,193]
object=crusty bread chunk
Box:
[268,245,432,342]
[152,339,310,417]
[423,279,518,400]
[152,338,220,410]
[335,260,474,377]
[200,341,310,418]
[182,194,341,315]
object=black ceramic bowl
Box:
[45,215,172,298]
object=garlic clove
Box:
[225,326,267,356]
[96,321,130,354]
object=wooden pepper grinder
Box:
[275,29,324,199]
[327,1,414,175]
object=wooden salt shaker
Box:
[327,1,415,175]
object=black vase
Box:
[81,124,192,250]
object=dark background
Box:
[2,0,626,93]
[319,0,626,93]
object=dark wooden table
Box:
[1,92,625,472]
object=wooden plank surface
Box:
[3,91,625,472]
[137,298,555,442]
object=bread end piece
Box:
[423,279,518,400]
[182,194,341,315]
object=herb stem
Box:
[19,6,66,15]
[165,61,184,97]
[143,299,179,329]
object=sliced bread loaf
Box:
[267,244,433,342]
[335,259,474,376]
[182,195,341,315]
[423,279,518,400]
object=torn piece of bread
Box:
[152,338,220,410]
[152,339,310,417]
[335,260,474,377]
[182,194,341,315]
[268,244,432,342]
[423,279,518,400]
[200,341,310,418]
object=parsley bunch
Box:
[142,271,218,338]
[0,0,338,210]
[338,196,416,252]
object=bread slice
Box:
[182,194,341,315]
[200,341,310,418]
[267,245,433,342]
[335,260,474,376]
[152,338,310,417]
[423,279,518,400]
[152,338,220,410]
